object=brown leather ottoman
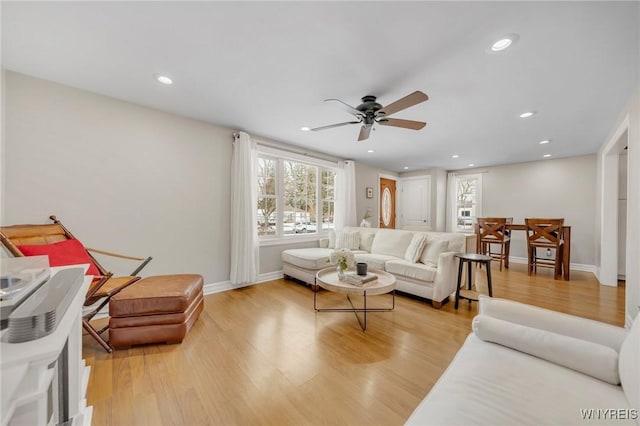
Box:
[108,274,204,349]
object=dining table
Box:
[475,223,571,280]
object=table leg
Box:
[563,227,571,280]
[485,260,493,297]
[455,258,464,309]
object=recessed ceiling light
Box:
[300,126,311,132]
[519,111,536,118]
[539,139,551,145]
[156,75,173,85]
[403,166,409,170]
[367,149,374,153]
[468,163,475,167]
[543,154,552,158]
[489,34,519,52]
[452,154,460,158]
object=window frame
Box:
[453,173,483,234]
[257,145,337,246]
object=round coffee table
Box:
[314,267,396,331]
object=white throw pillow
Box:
[404,233,428,263]
[335,230,360,250]
[359,231,376,252]
[328,231,336,249]
[473,315,620,385]
[419,239,448,266]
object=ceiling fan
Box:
[311,91,428,141]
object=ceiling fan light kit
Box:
[311,91,429,141]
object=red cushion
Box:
[17,239,101,276]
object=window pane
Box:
[257,158,277,236]
[284,160,317,234]
[257,196,276,236]
[257,158,276,196]
[456,177,478,232]
[321,170,335,230]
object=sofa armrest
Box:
[478,295,627,351]
[431,251,459,302]
[319,238,329,248]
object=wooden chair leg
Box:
[83,318,113,353]
[505,241,510,268]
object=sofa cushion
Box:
[404,233,428,263]
[282,248,334,270]
[369,229,414,258]
[353,253,398,270]
[473,315,620,385]
[420,238,449,266]
[335,230,360,250]
[18,238,101,277]
[619,314,639,415]
[385,259,436,282]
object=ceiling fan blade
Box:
[311,121,361,131]
[358,124,373,141]
[378,91,429,117]
[325,99,365,117]
[378,118,427,130]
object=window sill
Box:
[259,233,328,247]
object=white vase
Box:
[337,265,346,280]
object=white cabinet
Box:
[1,267,92,426]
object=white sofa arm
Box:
[478,295,627,351]
[431,251,459,302]
[319,238,329,248]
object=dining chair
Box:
[525,218,565,279]
[477,217,511,271]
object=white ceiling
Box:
[2,1,639,172]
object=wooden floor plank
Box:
[84,264,625,425]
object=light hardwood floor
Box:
[84,264,625,426]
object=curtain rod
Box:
[234,130,341,163]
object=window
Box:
[455,173,482,233]
[257,147,336,238]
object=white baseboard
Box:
[507,256,597,274]
[203,271,284,295]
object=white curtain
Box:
[446,172,457,232]
[230,131,259,285]
[334,160,357,230]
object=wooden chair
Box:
[0,215,152,352]
[476,218,511,271]
[525,218,564,279]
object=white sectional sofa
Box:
[406,296,639,425]
[281,226,475,308]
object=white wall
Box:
[597,85,640,326]
[354,162,398,227]
[2,71,352,283]
[454,155,597,266]
[2,71,233,283]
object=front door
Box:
[379,178,396,229]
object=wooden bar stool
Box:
[477,217,511,271]
[454,253,493,309]
[525,218,565,279]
